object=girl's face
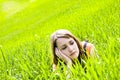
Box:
[56,37,79,59]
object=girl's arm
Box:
[52,48,72,72]
[55,48,72,68]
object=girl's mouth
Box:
[70,51,76,56]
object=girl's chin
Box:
[70,55,78,59]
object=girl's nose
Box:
[68,46,73,52]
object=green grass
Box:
[0,0,120,79]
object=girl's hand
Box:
[55,48,72,68]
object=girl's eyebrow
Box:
[61,40,72,47]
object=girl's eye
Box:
[61,46,67,50]
[70,41,74,45]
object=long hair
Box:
[50,29,85,65]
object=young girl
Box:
[50,29,94,72]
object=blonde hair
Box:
[50,29,85,65]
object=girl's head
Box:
[50,29,83,65]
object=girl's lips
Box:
[70,51,76,56]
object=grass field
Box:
[0,0,120,79]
